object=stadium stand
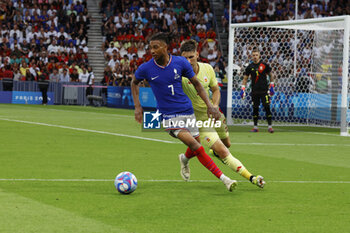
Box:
[1,0,349,89]
[98,0,350,88]
[0,0,90,82]
[99,0,221,87]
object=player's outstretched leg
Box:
[178,147,196,181]
[210,140,266,189]
[193,146,237,191]
[177,131,237,191]
[224,178,238,191]
[179,153,190,181]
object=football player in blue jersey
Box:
[131,32,237,191]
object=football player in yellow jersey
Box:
[179,40,265,188]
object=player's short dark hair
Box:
[149,32,176,45]
[180,39,198,54]
[252,47,260,53]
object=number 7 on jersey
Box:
[168,85,174,95]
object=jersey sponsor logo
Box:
[143,110,162,129]
[204,76,208,83]
[151,75,159,80]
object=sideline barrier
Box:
[0,80,107,106]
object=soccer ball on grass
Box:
[114,171,137,194]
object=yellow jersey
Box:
[182,62,217,118]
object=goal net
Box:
[227,16,350,136]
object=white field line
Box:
[1,117,349,147]
[268,126,350,137]
[281,129,347,137]
[0,118,178,144]
[1,105,347,137]
[232,124,348,137]
[0,178,349,184]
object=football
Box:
[114,171,138,194]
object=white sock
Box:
[254,126,258,129]
[219,174,230,183]
[268,125,272,129]
[181,154,189,164]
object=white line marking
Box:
[232,125,348,137]
[1,117,349,147]
[0,178,349,184]
[0,118,179,144]
[271,127,348,137]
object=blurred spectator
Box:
[78,66,89,83]
[70,68,79,82]
[103,65,113,85]
[0,65,14,80]
[25,69,35,81]
[108,53,120,70]
[49,68,60,82]
[214,65,224,87]
[120,54,130,72]
[13,65,22,81]
[207,48,218,67]
[60,68,70,82]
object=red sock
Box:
[193,146,223,179]
[185,147,196,159]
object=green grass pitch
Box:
[0,104,349,233]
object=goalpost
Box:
[227,16,350,136]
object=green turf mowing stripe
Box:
[0,189,128,233]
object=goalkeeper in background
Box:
[241,47,275,133]
[180,40,265,188]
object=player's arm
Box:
[131,75,143,123]
[240,74,249,99]
[190,75,220,119]
[242,74,249,86]
[210,84,220,108]
[268,71,274,83]
[268,70,275,96]
[208,65,220,108]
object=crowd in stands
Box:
[100,0,350,89]
[220,0,350,93]
[1,0,349,90]
[99,0,223,87]
[222,0,350,29]
[0,0,91,83]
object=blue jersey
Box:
[135,55,195,118]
